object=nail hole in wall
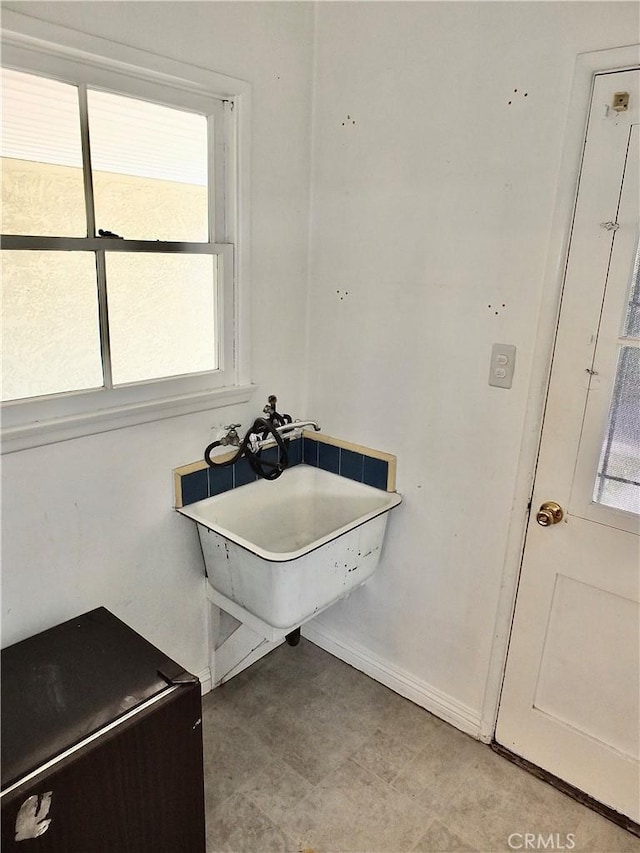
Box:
[488,302,507,315]
[508,89,529,105]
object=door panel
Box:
[496,68,640,822]
[535,575,638,758]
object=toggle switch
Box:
[489,343,516,389]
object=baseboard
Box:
[302,621,483,740]
[196,666,212,696]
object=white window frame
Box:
[1,11,254,453]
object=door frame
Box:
[479,43,640,743]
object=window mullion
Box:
[78,83,96,238]
[80,84,112,389]
[95,250,114,389]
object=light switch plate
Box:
[489,343,516,389]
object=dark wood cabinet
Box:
[1,608,206,852]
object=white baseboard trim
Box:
[302,621,484,741]
[196,666,212,696]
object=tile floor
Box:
[202,638,640,853]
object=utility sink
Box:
[178,464,401,639]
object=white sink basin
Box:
[178,464,401,637]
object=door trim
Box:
[479,43,640,742]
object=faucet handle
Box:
[219,423,242,448]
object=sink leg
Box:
[285,628,301,646]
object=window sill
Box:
[0,383,258,454]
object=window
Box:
[592,243,640,515]
[1,20,251,449]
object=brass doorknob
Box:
[536,501,564,526]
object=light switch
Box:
[489,343,516,389]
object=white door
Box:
[496,69,640,822]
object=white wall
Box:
[0,2,314,676]
[2,0,637,736]
[303,1,638,727]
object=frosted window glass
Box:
[87,90,208,242]
[593,347,640,515]
[1,69,86,236]
[623,244,640,338]
[105,253,217,385]
[1,251,103,401]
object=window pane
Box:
[1,251,103,401]
[87,90,208,242]
[105,252,217,385]
[1,69,87,237]
[623,242,640,338]
[593,346,640,515]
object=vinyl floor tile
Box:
[577,808,640,852]
[411,818,478,852]
[283,758,429,853]
[206,791,297,853]
[351,727,423,784]
[202,638,639,853]
[254,687,373,785]
[229,664,381,784]
[431,752,621,853]
[239,756,315,826]
[202,705,280,811]
[390,719,475,808]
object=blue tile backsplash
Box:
[180,467,209,505]
[340,448,364,483]
[209,464,233,496]
[303,437,318,466]
[318,442,339,474]
[177,435,393,507]
[295,436,391,492]
[363,455,389,490]
[233,457,258,488]
[288,437,303,467]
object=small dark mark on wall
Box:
[336,289,350,301]
[488,303,507,316]
[341,114,357,126]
